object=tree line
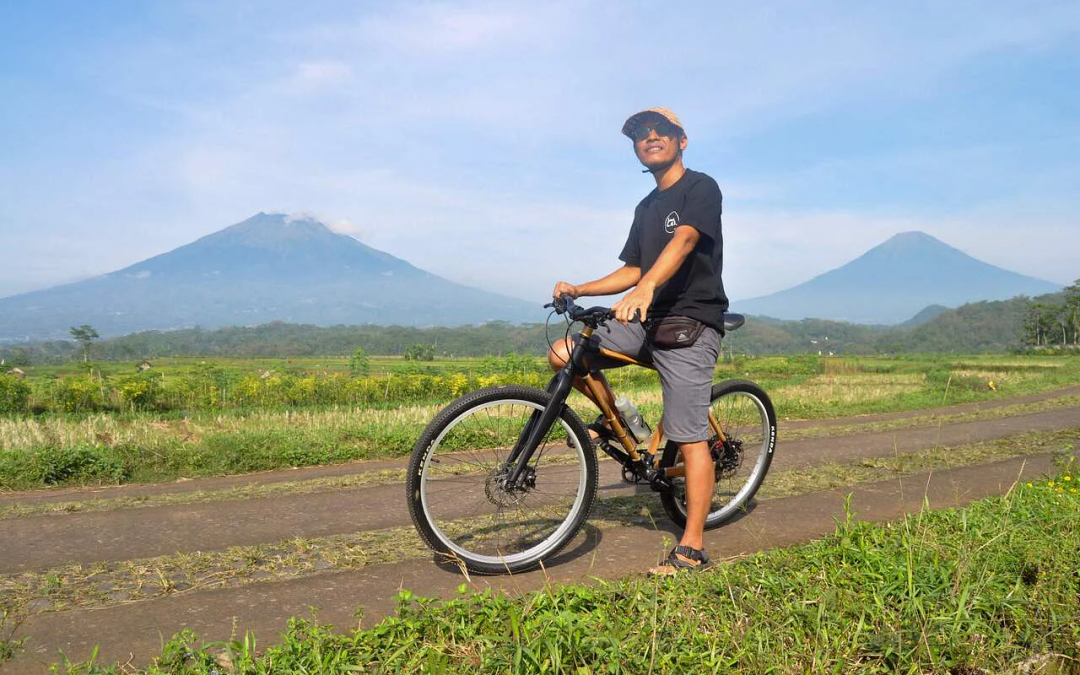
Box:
[1022,280,1080,347]
[2,286,1076,365]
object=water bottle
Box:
[614,397,651,444]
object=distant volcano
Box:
[737,231,1061,325]
[0,213,537,340]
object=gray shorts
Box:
[583,320,721,443]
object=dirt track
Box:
[2,388,1079,674]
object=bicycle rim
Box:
[417,398,591,568]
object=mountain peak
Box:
[220,212,332,239]
[882,230,937,245]
[739,230,1060,324]
[856,230,975,268]
[0,212,537,339]
[875,231,962,253]
[887,230,933,240]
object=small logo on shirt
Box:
[664,211,680,234]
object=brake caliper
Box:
[715,437,744,480]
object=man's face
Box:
[631,117,687,170]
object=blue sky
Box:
[1,1,1078,307]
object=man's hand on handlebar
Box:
[611,283,654,324]
[547,280,649,325]
[552,281,580,300]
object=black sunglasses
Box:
[631,121,680,141]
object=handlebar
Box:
[545,295,606,322]
[544,295,629,326]
[546,294,747,333]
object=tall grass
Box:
[3,355,1078,490]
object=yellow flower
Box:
[1048,481,1055,488]
[1057,487,1065,493]
[1026,482,1034,488]
[1071,488,1077,494]
[1064,475,1073,482]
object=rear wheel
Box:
[406,386,598,575]
[659,379,776,529]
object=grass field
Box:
[14,354,519,382]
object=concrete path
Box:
[1,407,1076,573]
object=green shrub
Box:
[0,374,30,415]
[50,375,107,413]
[114,372,162,411]
[348,347,370,376]
[0,444,130,488]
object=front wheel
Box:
[659,379,777,529]
[406,385,598,575]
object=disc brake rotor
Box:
[484,466,535,507]
[714,437,744,480]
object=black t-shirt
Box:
[619,168,729,331]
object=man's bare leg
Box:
[547,337,616,413]
[648,440,713,574]
[676,440,713,550]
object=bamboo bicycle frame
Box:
[576,325,728,470]
[503,320,726,487]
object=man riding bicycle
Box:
[549,107,728,575]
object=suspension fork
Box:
[502,326,598,486]
[504,365,569,455]
[501,368,574,486]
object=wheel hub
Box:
[484,466,535,507]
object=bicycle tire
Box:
[406,385,598,575]
[659,379,777,529]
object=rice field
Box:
[2,353,1078,489]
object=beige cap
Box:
[621,107,685,138]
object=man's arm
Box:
[552,265,642,300]
[611,225,700,323]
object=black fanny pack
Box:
[646,315,707,349]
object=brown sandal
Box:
[648,545,711,576]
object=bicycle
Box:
[406,296,777,575]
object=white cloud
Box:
[276,60,353,95]
[326,217,365,238]
[296,61,351,82]
[357,2,532,54]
